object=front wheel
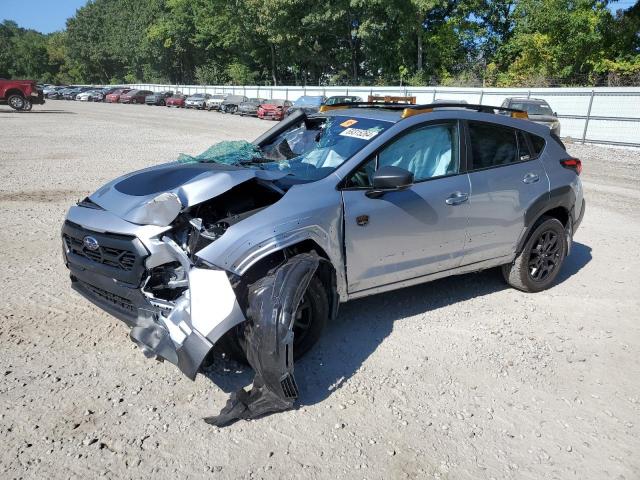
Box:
[221,275,328,364]
[502,217,567,292]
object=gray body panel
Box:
[463,158,549,264]
[342,174,470,292]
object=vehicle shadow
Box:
[203,242,592,406]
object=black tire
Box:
[132,98,137,104]
[7,94,25,110]
[502,216,567,292]
[22,100,32,111]
[221,275,329,364]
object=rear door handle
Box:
[523,173,540,184]
[445,192,469,205]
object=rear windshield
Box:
[511,102,554,116]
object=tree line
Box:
[1,0,638,87]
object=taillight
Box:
[560,158,582,175]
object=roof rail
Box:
[318,101,528,119]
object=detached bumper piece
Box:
[205,253,320,427]
[62,219,245,380]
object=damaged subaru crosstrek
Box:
[62,103,585,425]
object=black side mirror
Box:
[366,165,414,199]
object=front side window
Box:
[468,121,518,169]
[346,122,459,187]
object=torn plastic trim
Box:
[205,252,320,427]
[132,236,246,379]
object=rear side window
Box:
[530,134,546,155]
[468,122,518,169]
[517,131,532,161]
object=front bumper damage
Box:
[62,207,246,380]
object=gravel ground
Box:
[1,101,639,479]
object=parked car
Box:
[43,85,65,97]
[77,89,105,102]
[105,88,133,103]
[236,98,267,116]
[205,93,227,111]
[44,86,68,99]
[324,95,362,105]
[501,98,561,136]
[220,95,248,114]
[63,87,93,100]
[185,93,212,109]
[165,94,187,108]
[0,79,45,110]
[257,99,292,120]
[287,95,326,116]
[145,91,174,106]
[119,89,154,104]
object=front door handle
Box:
[445,192,469,205]
[523,172,540,184]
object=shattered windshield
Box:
[257,116,392,181]
[178,116,392,183]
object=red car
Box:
[119,89,154,104]
[165,94,187,108]
[105,88,132,103]
[257,99,292,120]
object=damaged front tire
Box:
[205,252,324,427]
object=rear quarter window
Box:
[530,134,547,156]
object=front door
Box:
[342,121,470,293]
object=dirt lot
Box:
[1,101,638,479]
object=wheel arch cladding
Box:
[238,239,340,321]
[519,186,575,253]
[205,252,321,427]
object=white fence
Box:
[129,84,640,147]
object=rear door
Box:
[462,121,548,264]
[342,120,470,293]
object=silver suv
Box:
[62,103,585,423]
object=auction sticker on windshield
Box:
[340,119,358,128]
[339,127,380,140]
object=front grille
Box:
[62,221,148,285]
[63,234,137,271]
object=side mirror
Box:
[366,165,414,199]
[554,112,558,117]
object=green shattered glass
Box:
[177,140,261,165]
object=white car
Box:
[77,90,104,102]
[205,94,227,111]
[184,93,212,109]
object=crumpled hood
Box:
[90,162,287,226]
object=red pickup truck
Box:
[0,79,45,110]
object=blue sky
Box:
[1,0,637,34]
[1,0,88,34]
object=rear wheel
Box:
[502,217,567,292]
